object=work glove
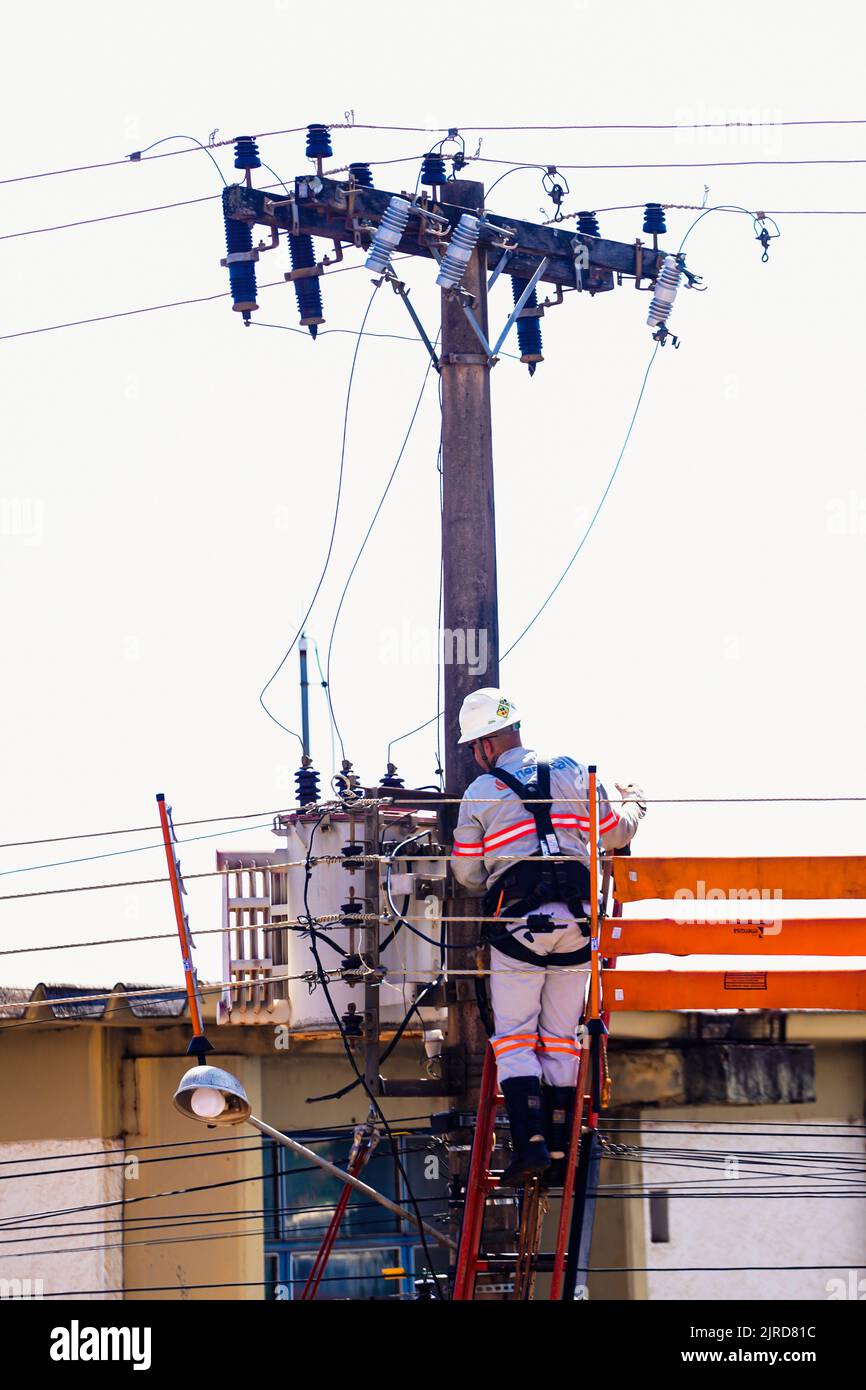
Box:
[615,781,647,817]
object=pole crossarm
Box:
[223,179,678,292]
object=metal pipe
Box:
[299,634,311,758]
[248,1114,457,1251]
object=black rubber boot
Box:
[542,1085,577,1188]
[499,1076,551,1186]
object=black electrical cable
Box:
[378,829,433,952]
[301,813,447,1299]
[258,282,381,745]
[379,827,471,955]
[376,893,410,954]
[323,335,440,758]
[306,971,445,1105]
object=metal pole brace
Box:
[284,240,345,284]
[430,245,549,364]
[375,264,440,371]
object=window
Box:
[264,1129,449,1300]
[649,1190,670,1243]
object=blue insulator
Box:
[510,276,543,375]
[223,210,258,324]
[643,202,667,235]
[288,234,324,338]
[420,152,447,187]
[295,763,320,807]
[349,162,374,187]
[379,763,404,788]
[306,123,333,160]
[234,136,261,170]
[577,210,600,237]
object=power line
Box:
[324,333,441,758]
[0,191,221,242]
[500,344,659,660]
[0,816,277,881]
[5,115,866,189]
[476,154,866,172]
[0,1119,437,1169]
[257,284,382,746]
[0,258,405,344]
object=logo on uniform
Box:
[496,698,510,718]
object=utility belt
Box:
[481,858,593,969]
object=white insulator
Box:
[646,254,683,327]
[435,214,482,288]
[365,196,411,272]
[423,1028,445,1060]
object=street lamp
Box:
[173,1064,251,1125]
[172,1063,455,1253]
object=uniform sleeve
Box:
[450,786,489,894]
[598,777,643,851]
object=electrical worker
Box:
[450,688,645,1186]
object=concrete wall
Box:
[121,1054,266,1301]
[639,1043,866,1301]
[0,1137,124,1300]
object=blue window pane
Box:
[271,1138,400,1238]
[290,1247,404,1300]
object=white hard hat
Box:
[458,688,520,745]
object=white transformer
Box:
[216,801,447,1031]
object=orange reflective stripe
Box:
[491,1041,540,1058]
[491,1034,539,1052]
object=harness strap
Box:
[493,761,560,857]
[490,931,591,969]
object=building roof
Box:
[0,981,190,1021]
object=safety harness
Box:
[481,761,592,969]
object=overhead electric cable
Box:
[257,283,382,744]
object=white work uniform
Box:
[451,748,642,1086]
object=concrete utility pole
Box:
[438,179,499,1110]
[440,179,499,799]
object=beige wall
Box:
[0,1137,124,1300]
[122,1054,265,1301]
[637,1041,866,1301]
[1,1016,862,1301]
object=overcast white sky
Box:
[2,0,866,991]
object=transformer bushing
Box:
[510,275,543,375]
[306,123,333,160]
[349,162,374,187]
[222,209,258,323]
[234,136,261,170]
[288,234,325,337]
[577,210,600,237]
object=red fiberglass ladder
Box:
[452,768,609,1301]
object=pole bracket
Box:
[441,352,491,366]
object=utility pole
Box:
[438,178,499,1107]
[440,178,499,798]
[221,160,696,1283]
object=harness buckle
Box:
[523,912,558,942]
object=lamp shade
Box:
[173,1064,251,1126]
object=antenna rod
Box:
[299,633,311,758]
